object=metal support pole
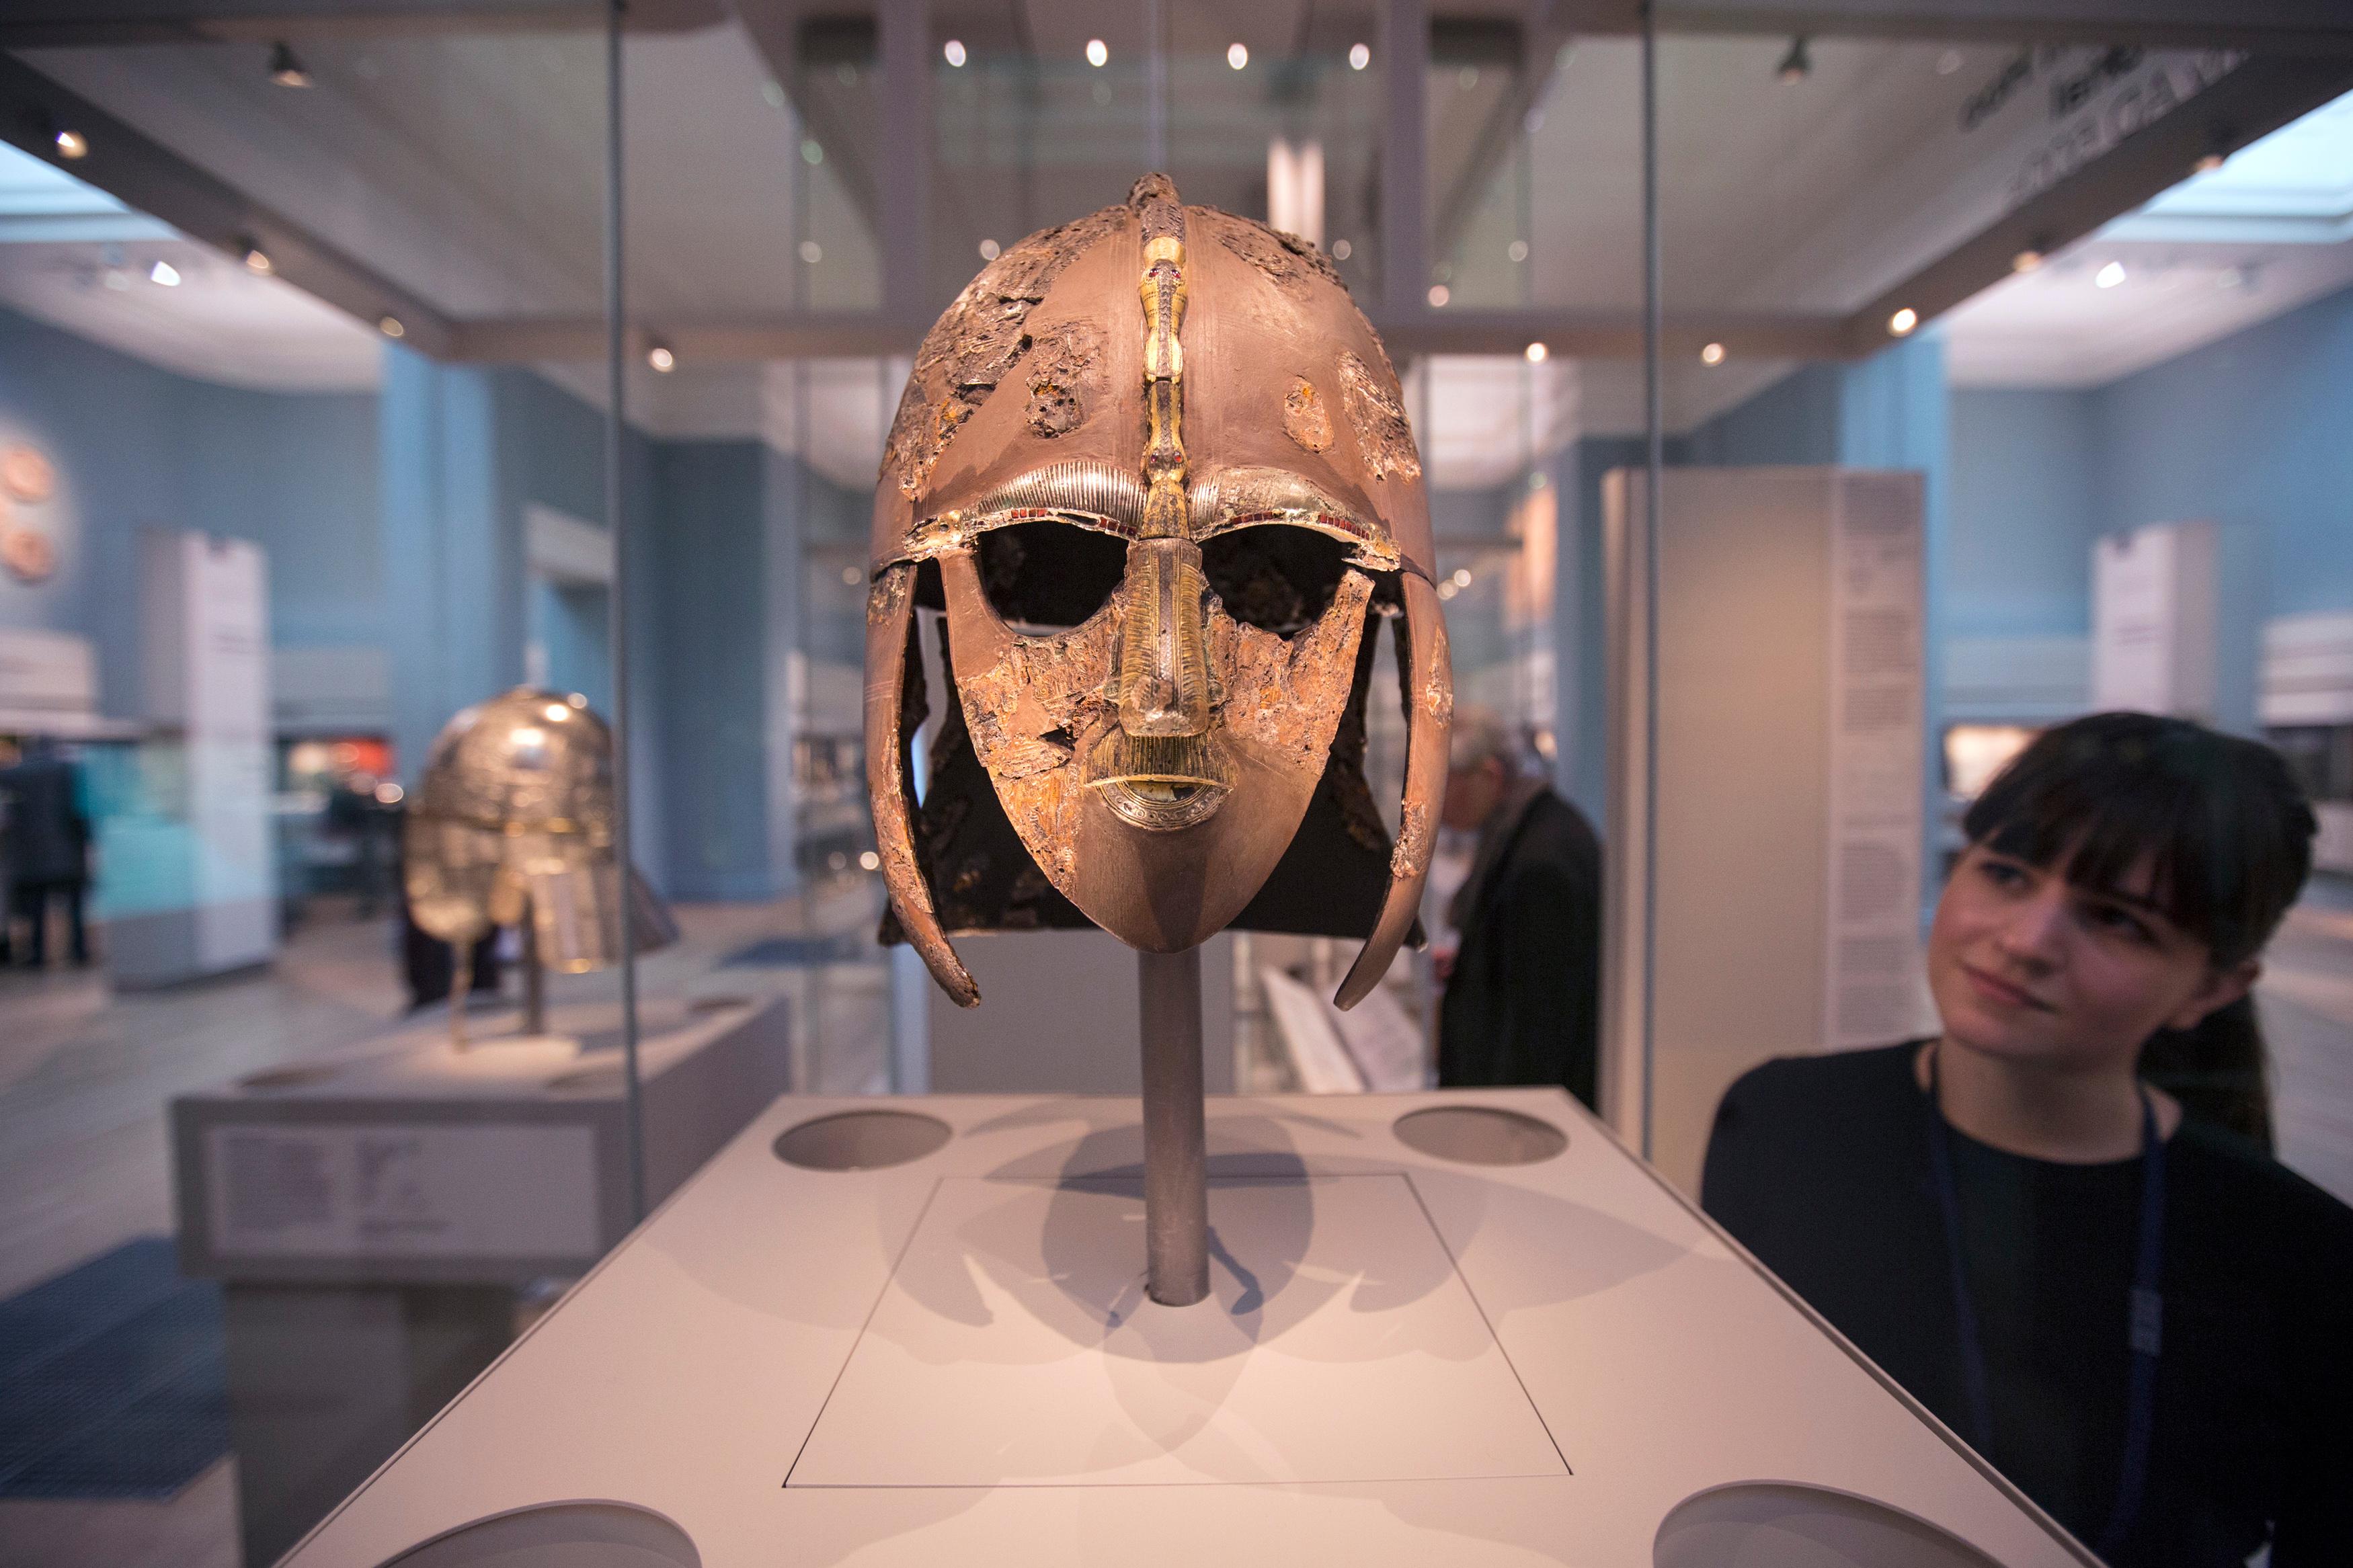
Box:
[1138,947,1209,1307]
[521,911,547,1037]
[602,0,645,1223]
[1637,1,1663,1163]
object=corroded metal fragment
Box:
[1024,319,1104,438]
[1218,570,1373,769]
[1195,206,1342,293]
[1339,351,1423,483]
[1390,801,1431,878]
[1284,378,1334,453]
[882,205,1125,499]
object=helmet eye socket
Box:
[1201,525,1348,638]
[975,520,1127,630]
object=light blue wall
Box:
[648,440,777,901]
[1944,282,2353,737]
[1552,434,1671,829]
[378,350,682,891]
[1681,364,1841,468]
[0,306,376,714]
[1946,389,2099,641]
[2091,282,2353,622]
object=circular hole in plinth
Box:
[1654,1483,2003,1568]
[239,1064,340,1091]
[1392,1105,1567,1165]
[376,1500,699,1568]
[774,1109,953,1171]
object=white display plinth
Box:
[171,996,791,1284]
[279,1089,2093,1568]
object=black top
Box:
[0,755,89,887]
[1437,788,1602,1107]
[1702,1042,2353,1567]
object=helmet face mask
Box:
[868,175,1452,1009]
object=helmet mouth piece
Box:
[1084,729,1230,831]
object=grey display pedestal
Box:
[169,997,789,1565]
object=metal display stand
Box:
[1137,948,1208,1306]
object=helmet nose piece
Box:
[1092,536,1228,829]
[1117,537,1213,739]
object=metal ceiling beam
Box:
[0,0,725,47]
[437,306,1847,363]
[0,51,452,354]
[7,0,2347,52]
[1653,1,2353,52]
[1837,50,2353,356]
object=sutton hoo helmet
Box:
[866,174,1451,1009]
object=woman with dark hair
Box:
[1703,712,2352,1567]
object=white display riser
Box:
[280,1087,2092,1568]
[171,996,791,1286]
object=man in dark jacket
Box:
[1,741,93,967]
[1436,706,1603,1107]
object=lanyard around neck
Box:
[1923,1044,2166,1559]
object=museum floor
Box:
[0,876,2346,1567]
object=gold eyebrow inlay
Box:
[898,464,1400,573]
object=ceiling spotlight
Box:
[978,237,1000,260]
[647,344,676,372]
[799,240,823,264]
[53,128,87,160]
[1086,38,1108,68]
[268,41,311,89]
[1427,284,1451,308]
[943,39,967,68]
[1777,36,1810,86]
[1331,239,1352,260]
[1228,42,1248,71]
[2095,261,2126,289]
[1936,49,1962,76]
[1523,341,1548,364]
[378,315,405,339]
[241,240,273,274]
[1349,42,1371,71]
[149,259,181,287]
[2011,248,2044,273]
[1450,568,1473,588]
[1887,307,1918,337]
[1507,239,1529,263]
[1700,341,1726,366]
[2192,151,2225,173]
